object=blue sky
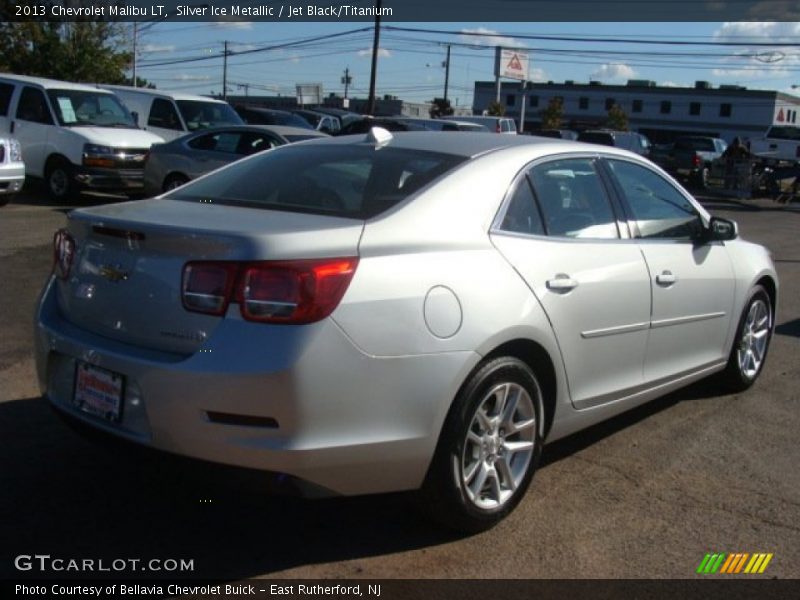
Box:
[133,21,800,106]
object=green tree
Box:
[540,96,564,129]
[429,97,454,118]
[486,100,505,116]
[606,103,629,131]
[0,20,132,84]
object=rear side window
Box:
[578,132,614,147]
[168,144,466,219]
[499,178,545,236]
[529,158,619,239]
[148,98,182,130]
[187,131,281,155]
[0,83,14,116]
[16,87,53,124]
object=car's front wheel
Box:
[721,285,773,392]
[46,158,77,203]
[419,357,543,532]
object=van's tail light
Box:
[692,153,702,167]
[182,258,358,324]
[52,229,76,280]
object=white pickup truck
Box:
[748,125,800,162]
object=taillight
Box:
[52,229,75,280]
[692,154,702,167]
[182,262,238,316]
[181,258,358,324]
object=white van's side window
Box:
[0,83,14,116]
[16,87,53,125]
[148,98,182,130]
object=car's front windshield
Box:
[176,100,243,131]
[47,89,137,128]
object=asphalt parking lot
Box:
[1,185,798,580]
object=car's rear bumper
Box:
[34,277,477,496]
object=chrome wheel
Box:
[737,298,771,380]
[461,382,536,510]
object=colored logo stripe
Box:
[698,553,773,574]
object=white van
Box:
[0,73,164,201]
[101,86,244,142]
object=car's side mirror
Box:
[708,216,738,241]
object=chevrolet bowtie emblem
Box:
[98,264,129,282]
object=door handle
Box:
[546,274,579,292]
[656,270,677,286]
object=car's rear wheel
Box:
[163,174,189,192]
[721,285,773,392]
[418,357,543,532]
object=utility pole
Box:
[367,0,382,115]
[341,67,352,99]
[132,22,138,87]
[443,44,451,104]
[222,40,229,101]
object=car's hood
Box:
[67,127,165,147]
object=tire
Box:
[46,158,77,203]
[418,357,543,533]
[163,174,189,192]
[720,285,773,392]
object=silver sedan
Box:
[0,135,25,206]
[36,130,777,531]
[142,125,328,196]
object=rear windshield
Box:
[578,132,614,146]
[766,126,800,141]
[168,144,467,219]
[176,100,243,131]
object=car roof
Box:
[177,125,326,138]
[0,73,116,93]
[237,106,293,115]
[306,129,639,159]
[101,84,228,103]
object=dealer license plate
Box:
[73,362,124,422]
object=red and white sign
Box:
[494,48,530,81]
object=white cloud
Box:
[141,44,175,54]
[711,22,799,80]
[528,67,547,82]
[358,47,391,58]
[212,20,253,30]
[659,81,686,88]
[459,27,523,49]
[173,74,212,82]
[591,63,636,81]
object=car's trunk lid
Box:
[57,199,364,354]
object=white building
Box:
[473,80,800,143]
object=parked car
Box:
[103,85,244,142]
[577,129,651,157]
[37,130,777,532]
[234,105,314,130]
[0,134,25,206]
[143,125,327,196]
[339,117,428,135]
[650,136,728,188]
[0,74,163,201]
[308,107,362,129]
[401,118,489,132]
[292,109,340,134]
[747,125,800,162]
[442,115,517,134]
[534,129,579,140]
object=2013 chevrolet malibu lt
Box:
[35,130,777,531]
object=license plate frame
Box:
[73,361,125,423]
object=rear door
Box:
[491,156,652,408]
[603,158,735,382]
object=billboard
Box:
[494,48,529,81]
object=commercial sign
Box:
[494,48,529,81]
